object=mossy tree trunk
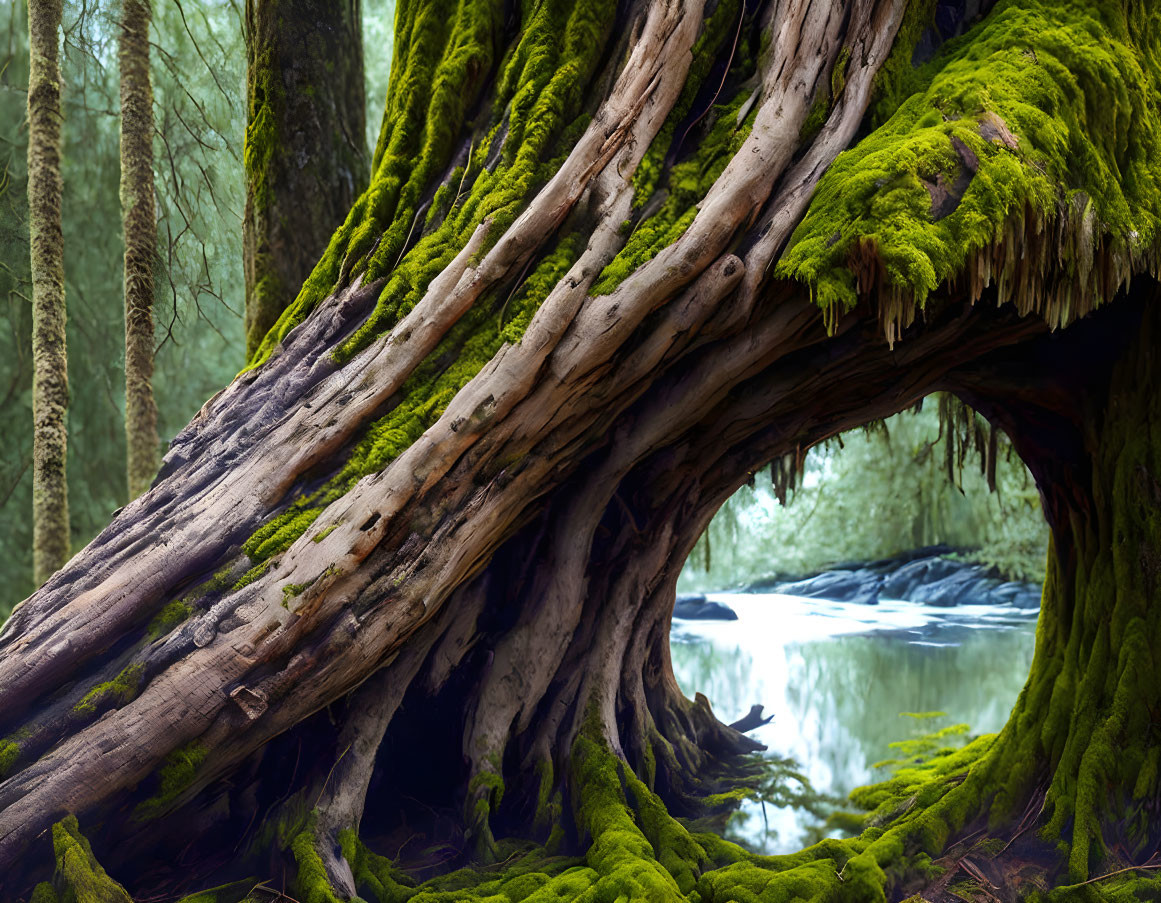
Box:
[3,1,1161,901]
[120,0,160,501]
[242,0,369,360]
[27,0,69,585]
[928,293,1161,894]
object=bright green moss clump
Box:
[0,738,17,779]
[134,740,209,821]
[73,663,145,717]
[146,600,192,638]
[52,815,133,903]
[778,0,1161,326]
[290,830,345,903]
[29,883,58,903]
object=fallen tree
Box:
[3,0,1161,900]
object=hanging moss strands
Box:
[778,0,1161,344]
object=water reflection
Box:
[670,594,1038,853]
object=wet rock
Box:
[917,569,989,606]
[880,556,967,599]
[673,593,738,621]
[741,546,1041,610]
[1010,587,1043,610]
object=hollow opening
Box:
[669,395,1048,854]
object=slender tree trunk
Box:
[2,1,1160,901]
[120,0,159,501]
[27,0,68,585]
[242,0,368,360]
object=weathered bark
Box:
[242,0,368,359]
[27,0,68,585]
[120,0,160,501]
[3,1,1160,901]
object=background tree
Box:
[242,0,368,359]
[1,2,1160,902]
[119,0,159,500]
[0,0,393,610]
[27,0,68,584]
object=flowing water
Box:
[670,592,1039,854]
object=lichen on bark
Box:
[120,0,160,501]
[243,0,369,360]
[27,0,69,585]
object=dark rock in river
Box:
[772,569,885,605]
[880,556,967,599]
[1010,587,1043,609]
[915,569,990,607]
[673,593,738,621]
[742,546,1041,609]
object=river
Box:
[670,592,1038,854]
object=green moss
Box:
[340,828,418,903]
[243,507,324,563]
[52,815,133,903]
[593,86,757,296]
[147,600,192,638]
[312,523,340,543]
[831,45,852,99]
[232,558,274,590]
[630,0,745,206]
[290,830,344,903]
[281,577,317,607]
[0,738,17,779]
[778,0,1161,329]
[134,740,209,820]
[867,0,938,128]
[73,663,145,717]
[29,882,58,903]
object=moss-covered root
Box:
[290,828,347,903]
[51,814,133,903]
[318,730,1001,903]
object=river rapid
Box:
[670,592,1038,854]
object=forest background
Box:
[0,0,1047,620]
